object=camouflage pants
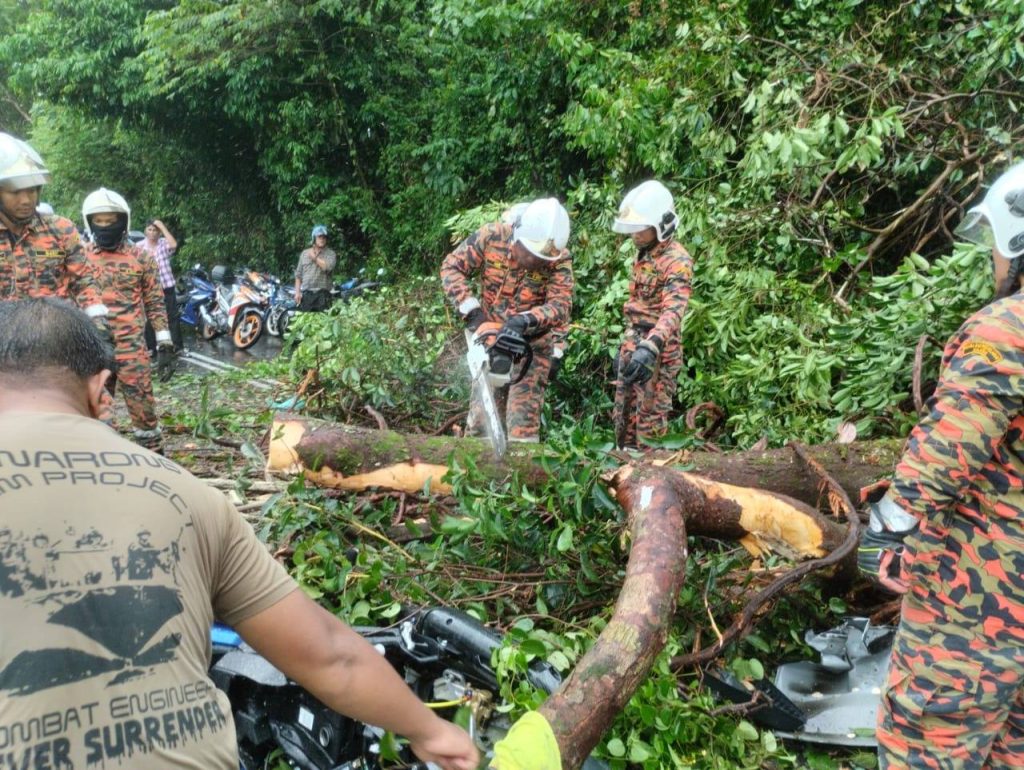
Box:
[878,514,1024,769]
[467,333,552,442]
[612,331,682,446]
[97,342,160,436]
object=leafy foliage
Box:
[286,277,465,429]
[5,3,1024,763]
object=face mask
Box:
[90,218,127,251]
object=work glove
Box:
[489,711,561,770]
[857,485,918,594]
[621,339,660,386]
[156,343,176,383]
[500,312,537,337]
[548,348,564,383]
[464,306,486,333]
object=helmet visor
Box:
[954,207,996,249]
[518,236,561,261]
[612,219,650,234]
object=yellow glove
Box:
[489,711,561,770]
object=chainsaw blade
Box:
[465,330,507,459]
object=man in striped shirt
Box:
[141,218,183,352]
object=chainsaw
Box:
[465,321,533,458]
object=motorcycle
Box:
[176,265,219,342]
[198,265,270,350]
[264,274,298,338]
[209,606,607,770]
[331,267,385,303]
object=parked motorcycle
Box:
[210,606,605,770]
[199,265,270,350]
[176,265,219,342]
[264,274,298,338]
[331,267,385,303]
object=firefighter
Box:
[83,188,174,452]
[441,198,573,443]
[859,162,1024,769]
[0,132,111,334]
[611,180,694,448]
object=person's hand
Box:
[464,306,486,333]
[857,494,918,594]
[621,339,659,386]
[549,349,564,382]
[152,219,164,229]
[156,343,176,383]
[295,290,302,306]
[407,717,479,770]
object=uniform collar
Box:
[638,238,673,260]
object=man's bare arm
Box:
[234,590,478,770]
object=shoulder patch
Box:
[959,340,1004,365]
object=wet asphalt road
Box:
[178,325,284,372]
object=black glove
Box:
[857,495,918,593]
[621,339,659,386]
[464,307,486,333]
[548,352,563,383]
[156,343,176,383]
[501,313,537,337]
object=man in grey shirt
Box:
[294,224,337,311]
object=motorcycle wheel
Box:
[279,309,295,337]
[233,308,264,350]
[199,318,218,341]
[265,309,281,337]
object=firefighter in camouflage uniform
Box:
[859,162,1024,770]
[441,198,573,442]
[611,181,694,448]
[83,188,175,453]
[0,132,111,332]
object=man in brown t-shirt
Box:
[0,299,478,770]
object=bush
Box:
[286,277,468,430]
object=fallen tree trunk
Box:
[268,413,898,507]
[268,413,856,558]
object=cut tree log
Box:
[268,413,898,508]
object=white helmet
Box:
[82,187,131,234]
[956,162,1024,259]
[612,180,678,242]
[512,198,570,261]
[36,202,55,216]
[501,202,529,227]
[0,133,50,192]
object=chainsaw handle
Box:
[509,344,533,385]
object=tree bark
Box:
[538,465,688,769]
[268,413,900,506]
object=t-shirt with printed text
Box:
[0,412,296,768]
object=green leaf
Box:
[556,524,574,553]
[606,738,626,758]
[519,639,547,657]
[734,720,759,741]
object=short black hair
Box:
[0,298,115,389]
